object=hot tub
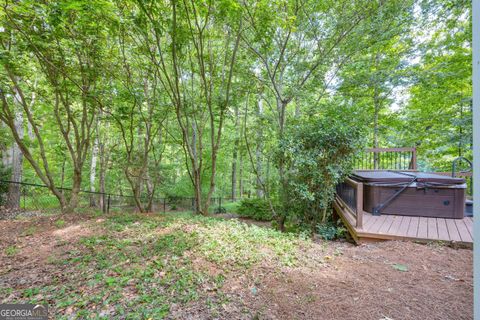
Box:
[351,171,466,219]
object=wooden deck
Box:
[334,198,474,246]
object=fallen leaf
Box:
[392,264,408,272]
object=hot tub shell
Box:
[351,171,466,219]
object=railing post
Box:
[411,147,417,170]
[355,182,363,229]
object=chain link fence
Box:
[0,180,235,218]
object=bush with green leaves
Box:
[278,110,365,232]
[237,198,276,221]
[317,223,347,240]
[214,206,226,214]
[0,163,11,206]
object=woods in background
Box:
[0,0,471,228]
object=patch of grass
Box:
[160,213,309,268]
[54,219,66,228]
[5,245,18,256]
[153,231,197,257]
[21,226,36,237]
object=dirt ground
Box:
[0,213,473,320]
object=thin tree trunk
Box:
[239,130,244,200]
[191,121,202,214]
[256,97,264,198]
[294,97,300,118]
[373,52,380,169]
[6,87,24,210]
[231,105,240,201]
[89,135,99,207]
[98,142,107,210]
[66,168,82,212]
[276,96,289,232]
[60,156,66,196]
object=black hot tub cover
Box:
[351,171,466,185]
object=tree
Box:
[279,103,365,233]
[128,0,243,215]
[241,0,415,230]
[0,0,113,212]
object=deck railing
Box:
[335,178,363,229]
[355,147,417,171]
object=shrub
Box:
[237,198,276,221]
[214,206,226,214]
[317,223,346,240]
[278,107,366,232]
[0,163,11,206]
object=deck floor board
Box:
[388,215,404,236]
[427,218,438,239]
[436,218,450,241]
[454,219,472,243]
[407,217,419,238]
[464,217,474,238]
[378,215,395,234]
[335,199,472,245]
[446,219,462,242]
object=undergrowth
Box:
[8,211,311,319]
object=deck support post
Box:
[355,182,363,229]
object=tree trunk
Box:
[231,105,240,201]
[373,52,380,169]
[98,142,107,211]
[256,97,264,198]
[145,170,155,212]
[6,88,24,210]
[294,97,301,118]
[276,97,289,231]
[60,156,66,196]
[66,168,82,213]
[191,121,203,214]
[89,135,99,207]
[239,144,244,199]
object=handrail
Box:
[366,147,416,153]
[356,147,417,171]
[337,178,364,229]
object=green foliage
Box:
[5,245,18,256]
[317,223,346,241]
[279,107,366,229]
[0,163,11,206]
[213,206,226,214]
[11,211,310,317]
[0,0,471,222]
[237,198,275,221]
[54,219,66,228]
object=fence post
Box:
[163,197,166,213]
[107,195,111,214]
[102,194,106,214]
